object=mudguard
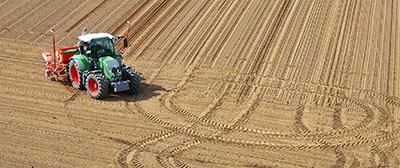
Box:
[70,54,88,71]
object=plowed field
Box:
[1,0,400,167]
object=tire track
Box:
[0,84,70,102]
[163,0,253,120]
[349,156,361,168]
[114,2,216,167]
[332,103,346,130]
[209,0,254,68]
[126,0,184,48]
[312,137,347,168]
[283,0,331,107]
[327,0,357,100]
[108,0,155,37]
[54,0,111,44]
[117,130,175,168]
[127,86,400,153]
[169,0,239,68]
[115,0,174,55]
[294,104,312,134]
[370,145,389,167]
[0,0,51,35]
[133,79,381,141]
[164,92,263,167]
[340,0,362,99]
[0,0,10,9]
[227,2,277,99]
[153,2,305,162]
[383,140,400,167]
[267,0,312,99]
[301,0,332,84]
[120,1,240,166]
[315,0,346,106]
[200,0,253,68]
[262,0,305,81]
[161,76,377,139]
[225,69,400,108]
[15,0,76,40]
[115,1,220,165]
[88,0,131,34]
[65,0,109,33]
[221,0,272,71]
[0,0,40,26]
[32,0,91,42]
[1,0,399,167]
[235,0,292,102]
[61,87,149,167]
[0,121,115,145]
[133,0,194,61]
[141,1,212,85]
[272,0,314,90]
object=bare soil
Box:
[0,0,399,167]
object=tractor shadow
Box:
[58,76,167,102]
[105,82,167,102]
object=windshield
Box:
[91,38,115,56]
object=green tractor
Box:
[68,32,141,99]
[42,23,141,99]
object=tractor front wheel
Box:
[68,60,85,90]
[86,73,109,99]
[125,68,141,95]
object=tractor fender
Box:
[69,54,88,71]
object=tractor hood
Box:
[99,56,122,81]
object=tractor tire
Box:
[68,60,85,90]
[125,68,141,95]
[85,73,109,99]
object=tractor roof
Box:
[78,33,114,42]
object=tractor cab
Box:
[77,33,116,58]
[90,37,115,57]
[86,37,116,61]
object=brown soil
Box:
[1,0,399,167]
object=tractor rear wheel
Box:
[85,73,109,99]
[68,60,85,90]
[125,68,141,95]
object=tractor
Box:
[42,21,141,99]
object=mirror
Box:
[79,45,85,54]
[123,38,128,48]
